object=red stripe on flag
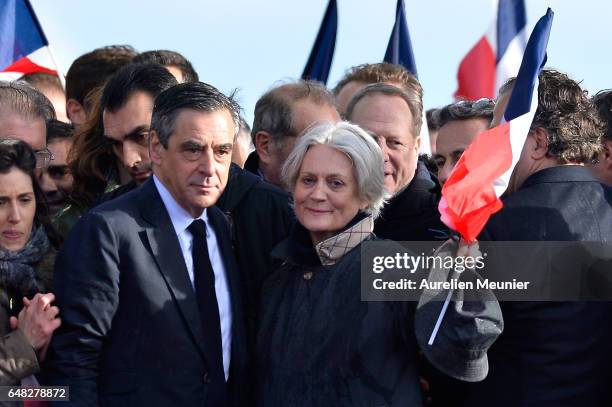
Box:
[2,56,56,76]
[439,122,513,241]
[454,36,496,100]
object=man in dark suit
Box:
[457,70,612,406]
[45,82,246,406]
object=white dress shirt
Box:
[154,175,232,380]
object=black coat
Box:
[217,164,294,342]
[255,220,423,406]
[458,166,612,407]
[44,178,247,407]
[374,161,448,241]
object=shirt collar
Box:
[315,215,374,266]
[153,175,208,237]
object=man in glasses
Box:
[0,81,60,208]
[99,63,178,200]
[432,98,494,185]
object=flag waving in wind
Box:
[384,0,417,76]
[455,0,528,100]
[0,0,63,84]
[439,8,554,242]
[384,0,431,154]
[301,0,337,85]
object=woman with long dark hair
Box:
[0,138,62,385]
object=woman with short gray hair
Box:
[255,122,424,405]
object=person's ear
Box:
[413,135,422,156]
[255,131,274,165]
[66,99,87,125]
[359,198,369,212]
[149,130,163,166]
[602,140,612,169]
[531,128,549,160]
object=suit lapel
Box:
[139,179,208,361]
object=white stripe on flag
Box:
[492,77,540,197]
[495,25,529,96]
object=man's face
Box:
[0,111,64,213]
[349,94,420,194]
[40,138,73,215]
[434,118,489,185]
[263,99,340,188]
[103,91,154,185]
[151,109,234,217]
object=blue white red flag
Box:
[384,0,431,155]
[455,0,528,100]
[0,0,61,83]
[301,0,337,85]
[439,8,554,242]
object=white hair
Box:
[282,121,388,218]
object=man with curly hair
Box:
[455,69,612,406]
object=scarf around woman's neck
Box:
[0,226,49,298]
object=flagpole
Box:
[25,0,66,90]
[46,44,66,90]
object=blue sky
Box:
[30,0,611,123]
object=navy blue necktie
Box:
[188,219,227,406]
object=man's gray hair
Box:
[345,83,423,136]
[436,99,495,128]
[282,122,388,218]
[0,80,55,121]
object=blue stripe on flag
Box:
[301,0,337,84]
[503,8,554,121]
[496,0,527,63]
[0,0,48,70]
[384,0,418,77]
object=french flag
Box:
[455,0,528,100]
[439,8,554,242]
[0,0,62,83]
[384,0,431,155]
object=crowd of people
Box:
[0,45,610,407]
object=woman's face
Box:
[294,144,368,245]
[0,167,36,251]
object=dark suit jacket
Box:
[455,166,612,407]
[44,178,247,407]
[217,164,293,347]
[374,160,447,241]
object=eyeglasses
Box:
[35,148,55,169]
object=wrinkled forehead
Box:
[0,108,46,150]
[170,108,236,143]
